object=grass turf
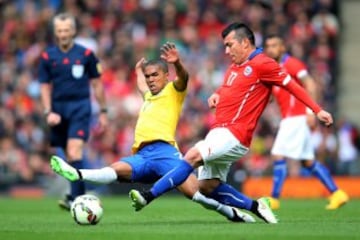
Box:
[0,196,359,240]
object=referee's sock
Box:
[271,159,287,198]
[69,160,86,198]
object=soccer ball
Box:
[70,194,103,225]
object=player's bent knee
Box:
[199,179,221,196]
[184,147,203,167]
[301,159,314,168]
[111,161,132,181]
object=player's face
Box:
[143,65,168,95]
[265,38,283,61]
[54,19,75,49]
[223,31,249,64]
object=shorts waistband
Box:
[137,140,171,152]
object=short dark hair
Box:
[141,59,168,73]
[221,22,255,45]
[264,34,285,47]
[264,34,283,41]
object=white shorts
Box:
[195,127,249,182]
[271,115,314,160]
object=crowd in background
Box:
[0,0,358,193]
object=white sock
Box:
[192,191,234,219]
[80,167,118,184]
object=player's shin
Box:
[192,191,256,222]
[209,183,253,210]
[309,161,338,193]
[150,160,194,198]
[80,167,118,184]
[272,159,287,198]
[192,191,233,218]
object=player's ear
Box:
[243,38,251,48]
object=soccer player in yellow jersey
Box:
[50,42,255,223]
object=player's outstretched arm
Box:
[135,57,149,96]
[160,42,189,91]
[284,79,333,126]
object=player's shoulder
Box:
[250,53,279,69]
[252,53,276,64]
[284,55,306,67]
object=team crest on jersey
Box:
[244,66,252,76]
[72,64,84,79]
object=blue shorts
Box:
[50,99,91,148]
[121,141,183,183]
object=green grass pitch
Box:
[0,196,359,240]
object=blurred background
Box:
[0,0,359,198]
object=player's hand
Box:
[47,112,61,126]
[160,42,179,64]
[208,93,220,108]
[316,110,333,127]
[135,57,146,74]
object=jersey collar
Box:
[280,53,290,64]
[248,47,263,60]
[237,48,263,66]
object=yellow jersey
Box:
[132,82,186,153]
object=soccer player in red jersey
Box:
[130,23,333,223]
[264,35,348,210]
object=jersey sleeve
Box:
[283,79,322,114]
[170,82,186,103]
[258,59,291,86]
[285,57,308,81]
[85,49,101,79]
[38,52,51,83]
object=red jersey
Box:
[272,54,309,118]
[213,49,321,147]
